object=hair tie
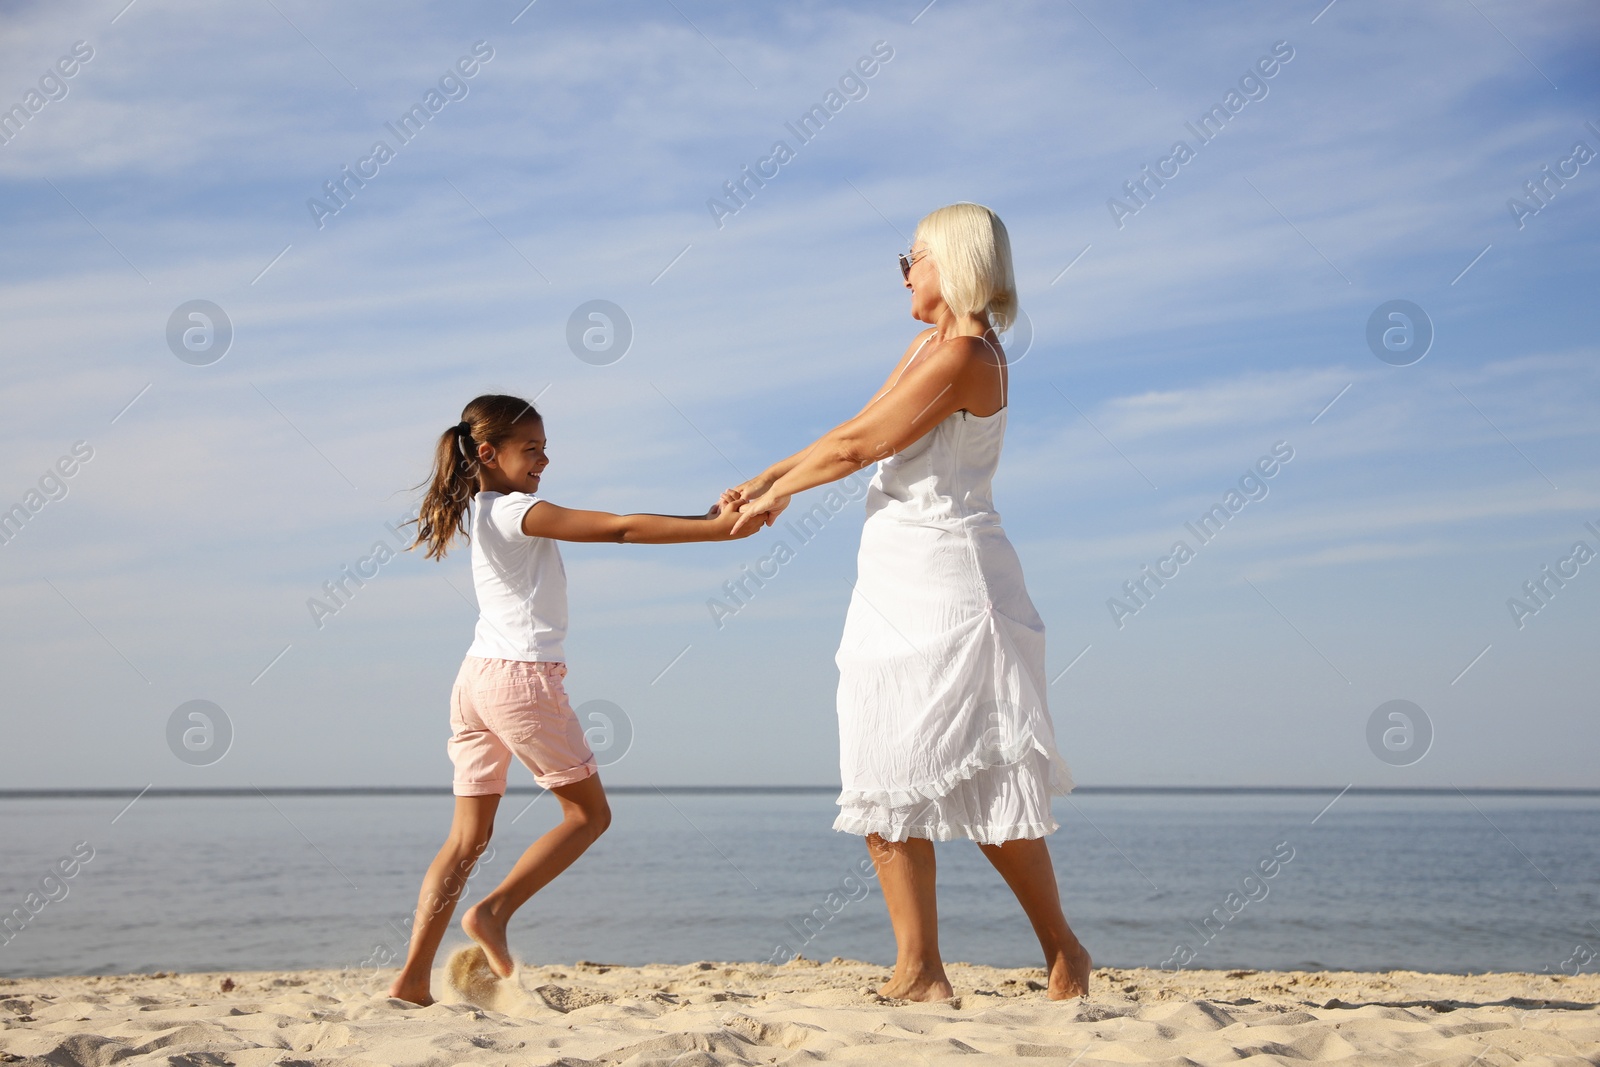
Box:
[454,421,472,437]
[454,421,475,461]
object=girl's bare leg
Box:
[866,833,954,1001]
[389,794,500,1005]
[978,837,1092,999]
[462,774,611,978]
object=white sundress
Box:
[833,335,1074,844]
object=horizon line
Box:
[2,785,1598,800]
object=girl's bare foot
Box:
[1046,940,1093,1000]
[878,963,955,1002]
[386,977,434,1006]
[460,900,515,978]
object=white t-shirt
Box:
[465,491,568,662]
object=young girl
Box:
[388,393,753,1006]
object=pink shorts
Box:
[448,657,598,796]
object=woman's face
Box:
[903,239,942,324]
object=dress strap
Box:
[887,331,939,392]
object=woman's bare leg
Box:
[866,833,954,1001]
[389,794,500,1005]
[462,774,611,978]
[978,837,1092,999]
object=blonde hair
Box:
[913,202,1018,332]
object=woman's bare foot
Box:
[878,962,955,1002]
[1046,940,1093,1000]
[460,900,515,979]
[386,976,434,1006]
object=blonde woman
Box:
[731,202,1092,1000]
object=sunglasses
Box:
[898,247,931,280]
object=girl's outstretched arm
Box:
[521,496,755,544]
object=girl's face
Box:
[479,418,548,494]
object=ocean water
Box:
[0,790,1596,979]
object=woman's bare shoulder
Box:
[924,331,1004,373]
[941,331,1003,357]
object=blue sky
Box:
[0,0,1596,790]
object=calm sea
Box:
[1,790,1596,978]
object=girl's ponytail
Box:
[409,394,542,560]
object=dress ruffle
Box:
[832,726,1072,812]
[834,748,1071,844]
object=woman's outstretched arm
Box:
[732,328,940,502]
[732,446,811,502]
[731,336,981,534]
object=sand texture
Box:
[2,957,1597,1066]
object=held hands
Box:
[728,474,783,534]
[704,487,739,518]
[729,486,790,537]
[730,472,775,502]
[706,488,761,540]
[702,484,788,538]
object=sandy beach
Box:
[2,956,1595,1066]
